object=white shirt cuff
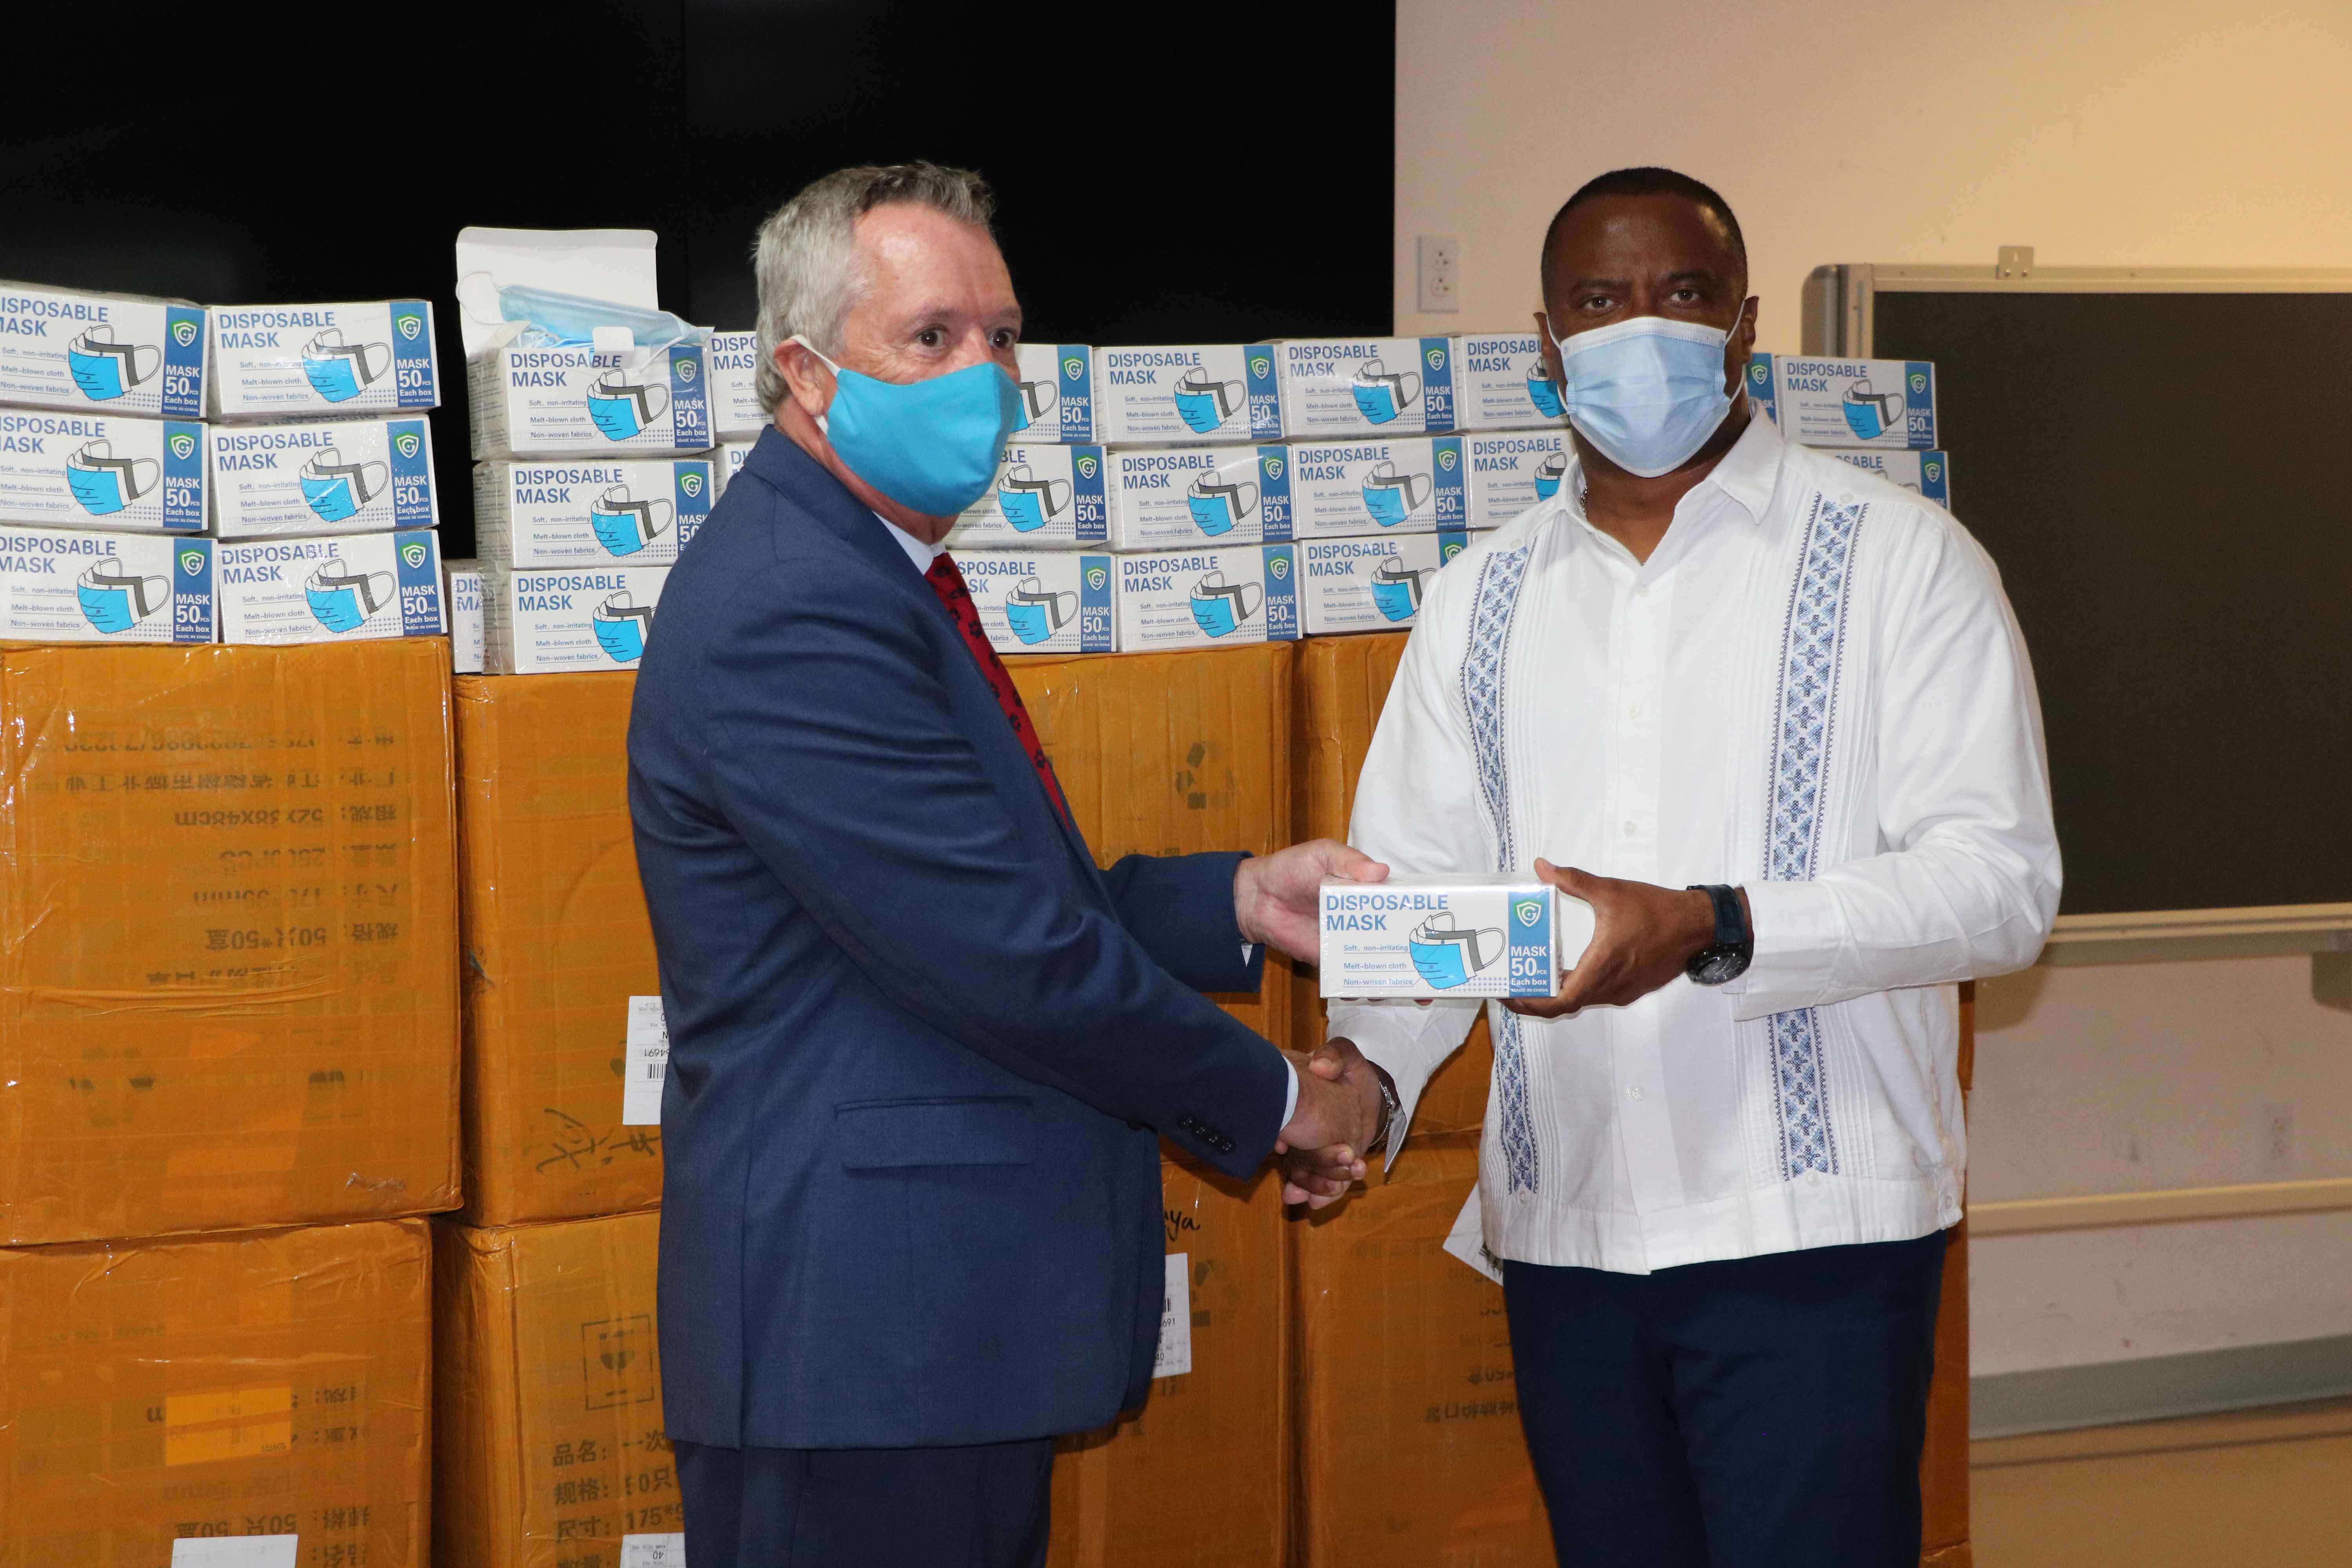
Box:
[1725,877,1845,1021]
[1281,1057,1299,1128]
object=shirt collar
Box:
[1557,397,1787,530]
[874,512,945,576]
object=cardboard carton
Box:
[1113,544,1301,653]
[207,416,440,537]
[0,408,206,532]
[208,300,439,420]
[0,640,460,1243]
[956,549,1118,655]
[0,1219,431,1565]
[454,672,662,1225]
[214,529,445,646]
[0,524,214,644]
[0,279,206,419]
[434,1210,677,1568]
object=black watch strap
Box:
[1684,884,1754,985]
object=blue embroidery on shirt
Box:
[1762,494,1864,1180]
[1461,542,1540,1194]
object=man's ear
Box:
[775,339,834,419]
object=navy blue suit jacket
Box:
[628,430,1290,1450]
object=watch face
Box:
[1690,946,1751,985]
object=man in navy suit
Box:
[628,162,1388,1567]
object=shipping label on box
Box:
[209,300,439,419]
[948,443,1109,549]
[484,562,669,673]
[1298,531,1470,635]
[216,530,444,644]
[445,560,484,673]
[706,329,766,438]
[474,457,713,568]
[0,524,212,642]
[1750,352,1936,448]
[1827,447,1952,508]
[1091,344,1281,445]
[1114,543,1299,652]
[1102,444,1293,551]
[1015,341,1095,443]
[1285,434,1468,538]
[1453,332,1566,431]
[1276,336,1458,439]
[1465,429,1570,528]
[207,417,439,537]
[956,550,1116,654]
[468,342,713,458]
[0,281,205,418]
[0,408,205,532]
[1319,875,1591,998]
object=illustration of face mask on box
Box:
[590,485,674,556]
[1186,471,1259,537]
[1526,367,1564,419]
[65,439,160,515]
[66,325,161,403]
[1172,368,1245,435]
[593,589,657,662]
[305,557,396,633]
[1360,459,1431,526]
[75,561,169,633]
[1842,382,1906,442]
[1407,913,1503,989]
[298,447,389,523]
[302,328,392,403]
[1534,451,1568,500]
[586,368,671,441]
[1369,555,1428,622]
[996,464,1071,532]
[1010,377,1057,434]
[1003,577,1077,646]
[1350,360,1423,425]
[1188,570,1261,638]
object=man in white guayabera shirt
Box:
[1279,168,2060,1566]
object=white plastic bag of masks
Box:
[1747,353,1937,449]
[0,281,206,419]
[1465,430,1570,528]
[1284,435,1470,539]
[1298,531,1471,635]
[206,418,439,538]
[1274,336,1459,439]
[215,530,444,645]
[1101,445,1293,552]
[209,301,439,420]
[473,458,714,568]
[1089,345,1281,445]
[468,341,714,459]
[482,562,669,674]
[1826,448,1951,508]
[444,559,485,674]
[1452,333,1568,431]
[0,410,206,533]
[954,551,1116,654]
[1114,543,1299,652]
[0,524,213,643]
[1318,875,1593,999]
[704,330,767,439]
[948,444,1108,550]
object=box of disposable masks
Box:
[1826,447,1952,508]
[1274,337,1459,439]
[206,416,439,537]
[445,557,485,673]
[468,341,713,459]
[947,443,1109,550]
[1284,435,1470,539]
[1101,445,1293,551]
[1298,531,1471,635]
[481,562,668,675]
[1114,543,1299,653]
[1452,333,1566,431]
[1748,353,1936,449]
[955,550,1116,655]
[0,281,205,419]
[1319,875,1592,999]
[208,300,439,420]
[711,437,755,495]
[473,457,714,568]
[1465,429,1571,528]
[706,329,766,438]
[1090,345,1281,446]
[1014,342,1096,443]
[215,530,445,644]
[0,524,212,643]
[0,409,205,532]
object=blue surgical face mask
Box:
[586,368,671,442]
[299,448,387,523]
[1370,557,1424,622]
[67,327,157,402]
[1350,360,1421,425]
[1407,914,1501,989]
[482,279,706,352]
[1187,572,1259,639]
[305,559,394,633]
[591,486,671,556]
[795,336,1021,517]
[302,329,390,404]
[1533,451,1567,500]
[1842,383,1904,442]
[594,591,656,662]
[1172,369,1242,435]
[77,562,166,633]
[995,465,1068,532]
[1186,472,1257,537]
[66,439,157,515]
[1002,577,1076,646]
[1552,314,1738,478]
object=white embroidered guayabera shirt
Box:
[1332,412,2060,1274]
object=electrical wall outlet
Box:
[1417,234,1460,314]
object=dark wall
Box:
[0,1,1396,557]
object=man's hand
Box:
[1235,840,1388,964]
[1503,859,1728,1019]
[1272,1037,1386,1209]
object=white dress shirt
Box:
[1331,413,2059,1273]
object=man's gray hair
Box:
[752,162,997,413]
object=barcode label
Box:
[172,1540,299,1568]
[1153,1252,1192,1379]
[621,1534,687,1567]
[622,995,669,1126]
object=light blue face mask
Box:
[1526,368,1565,419]
[1185,473,1258,537]
[590,486,671,556]
[795,336,1021,517]
[1842,383,1904,442]
[1187,572,1259,639]
[1553,314,1737,478]
[1010,378,1056,434]
[1360,461,1430,526]
[1369,556,1424,622]
[1350,361,1421,425]
[586,368,670,442]
[593,590,657,661]
[1407,914,1501,989]
[304,559,394,633]
[1172,369,1243,435]
[302,329,390,403]
[299,448,387,523]
[995,465,1068,532]
[77,562,166,633]
[1533,451,1567,500]
[1002,577,1076,645]
[66,439,157,515]
[67,326,157,402]
[485,279,706,351]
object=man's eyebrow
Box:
[1566,274,1634,293]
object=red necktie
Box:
[923,552,1075,829]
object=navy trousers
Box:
[674,1436,1055,1568]
[1504,1231,1947,1568]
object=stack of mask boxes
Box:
[1746,353,1949,505]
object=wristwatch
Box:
[1365,1063,1402,1153]
[1684,884,1753,985]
